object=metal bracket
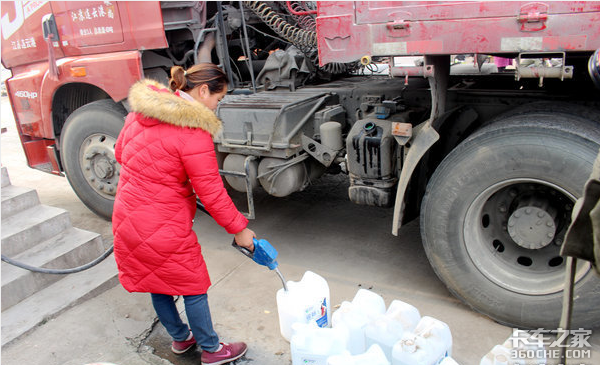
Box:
[390,64,435,78]
[516,52,573,87]
[208,155,257,219]
[301,135,339,167]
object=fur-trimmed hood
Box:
[128,79,222,137]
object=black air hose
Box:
[244,1,317,48]
[286,1,317,31]
[1,246,114,274]
[243,1,358,75]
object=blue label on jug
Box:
[315,298,328,328]
[434,353,450,365]
[304,297,328,327]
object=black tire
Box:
[492,101,600,124]
[60,99,126,220]
[421,112,600,329]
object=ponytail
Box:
[169,63,227,93]
[169,65,187,91]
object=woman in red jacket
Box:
[112,63,254,364]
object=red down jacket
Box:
[112,79,248,295]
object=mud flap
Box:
[392,122,439,235]
[392,55,448,235]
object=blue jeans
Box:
[150,293,220,352]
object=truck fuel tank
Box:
[346,118,398,207]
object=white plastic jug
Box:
[439,357,460,365]
[365,299,421,362]
[392,316,452,365]
[480,334,546,365]
[277,271,331,341]
[291,321,348,365]
[479,344,513,365]
[332,289,386,355]
[327,344,391,365]
[506,333,546,365]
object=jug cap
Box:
[401,338,417,353]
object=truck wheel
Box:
[60,99,126,220]
[492,101,600,124]
[420,113,600,329]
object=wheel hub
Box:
[507,206,556,249]
[464,180,588,295]
[80,134,119,198]
[92,156,115,179]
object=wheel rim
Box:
[79,133,120,199]
[464,178,590,295]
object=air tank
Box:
[258,157,308,197]
[222,154,258,192]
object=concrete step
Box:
[2,166,10,187]
[1,254,118,347]
[1,185,41,218]
[1,227,105,311]
[1,205,71,257]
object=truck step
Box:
[1,185,41,218]
[1,227,105,311]
[1,205,71,257]
[0,256,118,347]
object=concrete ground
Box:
[1,95,599,365]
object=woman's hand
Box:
[234,227,256,251]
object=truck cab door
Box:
[1,1,63,68]
[50,1,125,54]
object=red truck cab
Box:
[2,1,165,173]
